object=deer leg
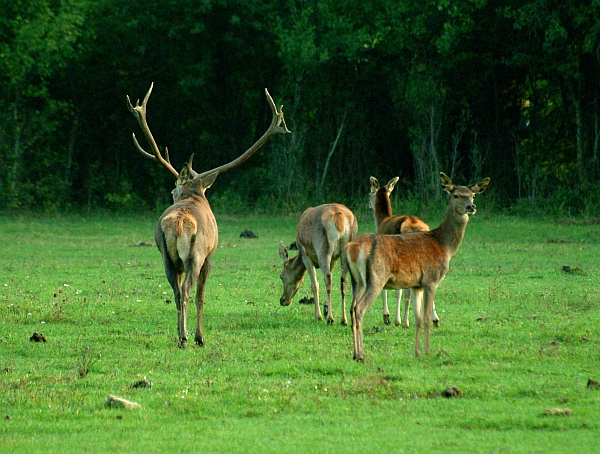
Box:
[303,259,322,321]
[351,303,361,361]
[395,289,404,327]
[322,257,336,325]
[163,260,186,348]
[194,255,212,347]
[412,288,424,357]
[352,285,380,362]
[401,288,411,328]
[180,265,201,349]
[432,300,440,327]
[177,291,189,349]
[340,265,348,327]
[382,291,390,325]
[423,288,436,355]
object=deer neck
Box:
[291,253,307,279]
[434,204,470,257]
[374,190,393,228]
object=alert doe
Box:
[127,83,289,347]
[279,204,358,325]
[369,176,439,327]
[346,172,490,360]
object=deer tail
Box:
[161,210,198,263]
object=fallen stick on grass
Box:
[104,395,141,410]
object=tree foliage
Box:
[1,0,599,215]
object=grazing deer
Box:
[127,83,289,347]
[346,172,490,360]
[279,204,358,325]
[369,176,439,328]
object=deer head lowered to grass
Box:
[127,83,289,348]
[346,172,490,361]
[369,176,440,328]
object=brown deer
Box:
[279,204,358,325]
[346,172,490,360]
[369,176,439,327]
[127,83,289,347]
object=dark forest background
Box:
[2,0,600,216]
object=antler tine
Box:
[127,82,179,179]
[264,88,290,133]
[196,88,290,180]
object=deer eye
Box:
[454,194,459,198]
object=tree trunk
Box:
[568,80,586,185]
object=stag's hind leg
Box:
[162,257,187,347]
[193,253,213,347]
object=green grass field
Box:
[1,211,599,453]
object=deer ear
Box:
[176,162,193,186]
[385,177,399,195]
[279,241,289,262]
[440,172,455,193]
[470,177,490,194]
[370,176,379,193]
[200,171,219,191]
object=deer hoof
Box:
[178,339,187,349]
[433,319,440,328]
[383,315,391,325]
[195,335,205,347]
[327,318,335,325]
[340,319,348,327]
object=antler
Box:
[127,85,289,181]
[127,82,180,179]
[195,88,290,180]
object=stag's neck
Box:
[374,191,393,227]
[434,205,470,257]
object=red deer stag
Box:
[279,204,358,325]
[127,83,289,347]
[369,176,439,327]
[346,172,490,361]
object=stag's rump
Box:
[156,199,218,266]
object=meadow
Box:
[0,209,599,453]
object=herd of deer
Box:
[127,84,490,362]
